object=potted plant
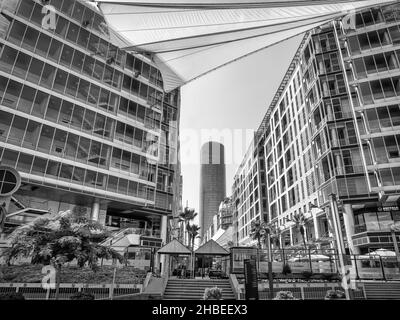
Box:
[273,291,298,300]
[203,287,223,300]
[324,289,346,300]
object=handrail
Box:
[143,272,152,290]
[161,273,169,298]
[229,274,241,300]
[6,208,49,218]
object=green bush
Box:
[325,290,345,300]
[0,292,25,300]
[301,271,313,280]
[273,291,297,300]
[322,274,334,282]
[282,264,292,275]
[0,265,146,284]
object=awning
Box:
[97,0,397,92]
[195,239,230,256]
[157,239,192,255]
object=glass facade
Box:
[232,139,267,246]
[0,0,181,243]
[234,3,400,253]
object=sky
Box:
[179,34,304,216]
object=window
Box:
[21,27,39,51]
[66,23,80,43]
[53,69,68,93]
[0,46,18,73]
[31,156,47,176]
[72,50,85,73]
[40,64,56,89]
[7,21,26,46]
[48,39,62,62]
[35,33,52,57]
[60,45,74,67]
[13,52,30,79]
[3,80,22,108]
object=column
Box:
[90,199,100,222]
[157,215,169,275]
[312,209,320,240]
[335,153,344,175]
[289,227,293,246]
[342,204,360,255]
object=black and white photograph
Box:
[0,0,400,312]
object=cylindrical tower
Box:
[199,142,226,240]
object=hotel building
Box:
[234,2,400,254]
[0,0,182,262]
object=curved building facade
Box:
[0,0,182,266]
[199,141,226,240]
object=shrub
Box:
[273,291,297,300]
[325,290,346,300]
[203,287,222,300]
[302,271,313,281]
[322,274,334,282]
[0,292,25,300]
[70,292,95,300]
[282,264,292,275]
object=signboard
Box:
[243,259,259,300]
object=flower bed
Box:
[0,264,147,284]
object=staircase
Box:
[163,279,236,300]
[363,282,400,300]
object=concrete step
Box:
[163,279,235,300]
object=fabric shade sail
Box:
[97,0,398,91]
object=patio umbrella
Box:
[288,254,330,262]
[368,248,396,258]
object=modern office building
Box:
[246,2,400,254]
[0,0,182,264]
[199,141,226,240]
[232,135,268,246]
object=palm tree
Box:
[186,223,200,279]
[250,220,265,249]
[288,212,308,250]
[178,207,198,246]
[268,223,281,249]
[250,220,274,299]
[288,212,312,270]
[2,210,124,299]
[186,224,200,251]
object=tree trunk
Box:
[55,265,61,300]
[301,229,312,272]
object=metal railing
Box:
[237,282,366,300]
[0,283,142,300]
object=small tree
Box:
[1,210,124,299]
[178,207,198,246]
[186,224,200,251]
[288,212,312,270]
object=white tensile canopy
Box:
[97,0,398,92]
